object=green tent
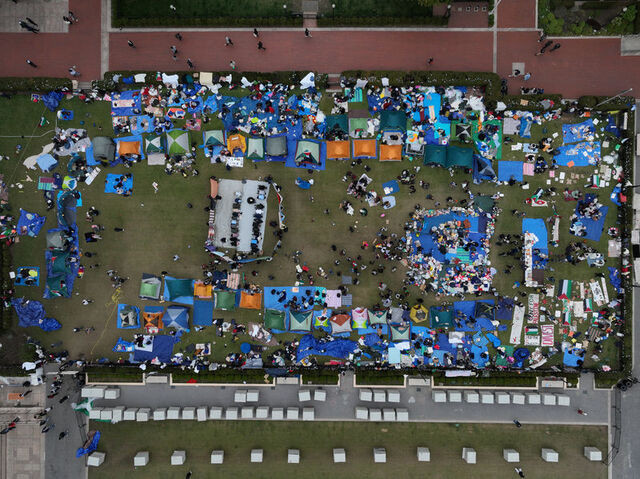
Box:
[325,114,348,135]
[295,140,321,166]
[246,137,265,161]
[368,310,388,325]
[379,110,407,132]
[50,250,70,275]
[289,310,313,332]
[203,130,225,147]
[139,273,162,300]
[214,290,236,310]
[446,145,474,168]
[165,278,193,301]
[166,130,190,155]
[264,309,286,330]
[46,275,69,297]
[429,307,454,328]
[390,324,411,341]
[349,117,369,137]
[145,133,165,154]
[423,144,447,166]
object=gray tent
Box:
[93,137,116,163]
[46,230,66,250]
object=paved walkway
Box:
[0,0,639,98]
[92,372,610,426]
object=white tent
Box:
[256,406,269,419]
[526,393,541,405]
[197,407,207,422]
[462,448,476,464]
[302,407,315,421]
[234,390,247,403]
[112,406,124,423]
[209,407,223,420]
[287,407,300,420]
[584,447,602,461]
[480,392,494,404]
[246,390,260,402]
[89,408,102,420]
[541,448,559,462]
[542,394,557,406]
[182,407,195,420]
[432,391,447,403]
[496,392,510,404]
[251,449,263,463]
[314,390,327,402]
[241,407,254,419]
[87,452,105,467]
[464,391,479,403]
[100,409,112,421]
[288,449,300,464]
[557,394,571,406]
[359,389,373,401]
[171,451,186,465]
[167,407,181,420]
[211,450,224,464]
[272,408,284,420]
[373,390,386,403]
[135,408,150,422]
[153,409,166,421]
[355,407,369,420]
[503,449,520,462]
[123,408,137,421]
[373,448,386,463]
[104,388,120,399]
[383,408,396,421]
[396,408,409,421]
[82,386,106,398]
[134,451,149,467]
[448,391,462,403]
[387,390,400,403]
[333,448,346,463]
[298,390,312,402]
[511,393,526,405]
[225,408,238,420]
[417,447,430,462]
[369,408,382,421]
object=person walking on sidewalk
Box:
[253,28,259,38]
[225,36,233,46]
[257,41,266,51]
[26,59,37,68]
[229,60,236,70]
[523,72,532,81]
[186,58,194,69]
[69,66,80,77]
[305,28,312,38]
[26,17,38,28]
[175,32,182,41]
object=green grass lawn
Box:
[90,421,608,479]
[0,88,624,372]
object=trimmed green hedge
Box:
[356,370,406,385]
[434,375,537,387]
[85,366,145,383]
[300,370,340,385]
[0,77,72,93]
[113,16,302,28]
[317,16,448,27]
[171,368,269,384]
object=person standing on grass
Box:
[257,41,266,51]
[225,36,233,46]
[187,58,194,69]
[26,59,37,68]
[305,28,312,38]
[127,40,135,48]
[514,467,525,478]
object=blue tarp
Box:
[554,141,600,167]
[111,90,141,116]
[14,267,40,286]
[498,161,523,182]
[104,173,133,195]
[264,287,325,311]
[609,267,622,293]
[11,298,61,331]
[519,117,532,138]
[17,209,46,237]
[522,218,548,251]
[37,154,58,172]
[113,337,135,352]
[296,334,358,361]
[193,300,214,326]
[76,431,100,458]
[132,335,178,363]
[562,119,594,144]
[572,195,608,241]
[563,348,585,367]
[117,304,140,329]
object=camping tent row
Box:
[263,307,411,340]
[117,303,191,332]
[431,390,571,406]
[99,406,316,422]
[354,407,410,422]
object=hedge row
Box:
[96,71,329,92]
[0,77,72,93]
[300,370,340,385]
[85,366,145,383]
[356,370,407,385]
[317,16,448,27]
[171,368,269,383]
[112,17,302,28]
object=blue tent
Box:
[193,300,213,326]
[165,305,190,332]
[117,304,140,329]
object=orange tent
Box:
[379,144,402,161]
[326,140,350,160]
[239,291,262,310]
[352,139,377,159]
[194,281,212,298]
[143,310,164,333]
[226,134,247,154]
[117,140,140,155]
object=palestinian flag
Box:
[584,298,593,312]
[558,280,572,300]
[563,310,572,325]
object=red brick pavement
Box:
[498,31,640,98]
[1,0,101,80]
[498,0,537,29]
[109,31,494,73]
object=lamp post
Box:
[332,3,336,19]
[596,88,633,107]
